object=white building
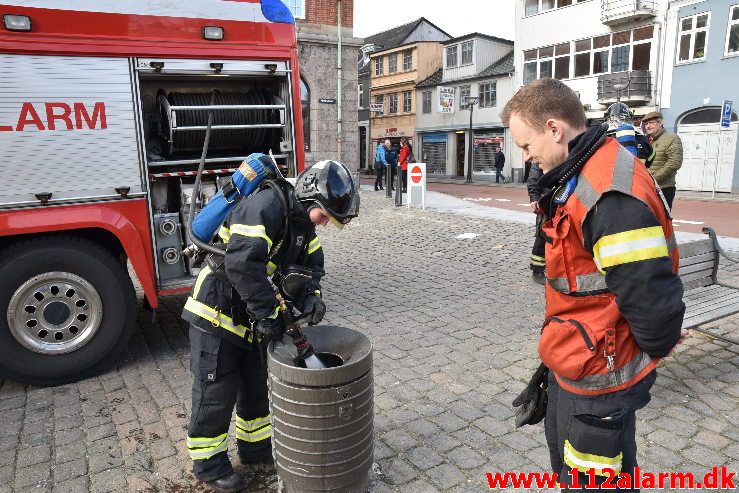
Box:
[514,0,668,137]
[415,34,521,179]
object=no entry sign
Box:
[407,162,426,210]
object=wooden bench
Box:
[678,227,739,332]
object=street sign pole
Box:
[714,101,734,198]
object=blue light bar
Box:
[261,0,295,24]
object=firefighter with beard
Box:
[504,79,686,492]
[182,159,359,492]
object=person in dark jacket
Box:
[494,148,506,183]
[182,159,359,492]
[386,142,398,191]
[526,160,547,284]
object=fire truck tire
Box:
[0,236,137,385]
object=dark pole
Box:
[465,102,474,184]
[385,162,392,198]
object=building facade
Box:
[415,34,519,179]
[514,0,668,166]
[358,18,451,172]
[660,0,739,193]
[297,0,363,169]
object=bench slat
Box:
[684,289,739,312]
[678,239,715,259]
[683,300,739,329]
[679,269,715,284]
[679,251,716,268]
[679,261,716,276]
[683,285,733,307]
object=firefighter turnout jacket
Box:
[539,134,685,396]
[183,181,324,348]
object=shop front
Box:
[420,132,447,175]
[472,129,505,174]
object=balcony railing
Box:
[597,70,652,104]
[601,0,657,25]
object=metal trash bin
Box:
[268,325,374,493]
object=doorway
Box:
[676,107,738,192]
[456,133,466,176]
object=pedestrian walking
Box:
[643,111,684,209]
[494,148,506,183]
[503,79,687,492]
[374,140,389,191]
[526,160,547,285]
[181,160,359,492]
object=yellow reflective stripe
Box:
[615,129,634,138]
[314,289,321,297]
[187,433,229,460]
[564,439,622,476]
[235,424,272,443]
[183,298,249,338]
[229,224,273,249]
[218,225,231,242]
[530,254,545,267]
[267,261,277,276]
[236,415,271,431]
[266,305,280,320]
[192,265,212,298]
[593,226,668,270]
[307,237,322,255]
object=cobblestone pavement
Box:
[1,191,738,493]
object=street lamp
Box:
[465,96,480,184]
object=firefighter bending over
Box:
[182,159,359,492]
[504,79,686,491]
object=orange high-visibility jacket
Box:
[540,138,679,396]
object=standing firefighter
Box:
[182,159,359,492]
[504,79,686,491]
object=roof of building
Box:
[363,17,451,50]
[442,32,514,46]
[415,51,515,89]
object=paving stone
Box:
[406,446,444,470]
[399,478,440,493]
[425,463,466,489]
[53,458,88,482]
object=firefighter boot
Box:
[203,472,246,493]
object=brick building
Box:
[294,0,363,170]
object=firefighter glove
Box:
[255,317,285,344]
[302,295,326,326]
[512,362,549,428]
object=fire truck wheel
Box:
[0,236,137,385]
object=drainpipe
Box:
[654,1,671,112]
[337,0,343,161]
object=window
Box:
[554,42,570,79]
[388,53,398,73]
[461,41,473,65]
[459,85,471,109]
[523,49,538,84]
[374,56,384,76]
[403,91,412,112]
[525,0,582,16]
[479,82,497,108]
[679,106,738,125]
[389,93,398,113]
[538,45,553,79]
[422,91,432,114]
[403,50,413,70]
[358,84,364,109]
[726,5,739,56]
[446,45,458,67]
[611,31,630,72]
[375,94,384,115]
[678,13,710,63]
[300,77,310,151]
[592,35,610,74]
[286,0,305,19]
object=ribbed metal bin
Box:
[268,325,373,493]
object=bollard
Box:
[268,325,374,493]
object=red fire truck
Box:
[0,0,306,385]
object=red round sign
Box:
[410,165,423,184]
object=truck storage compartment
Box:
[135,59,297,291]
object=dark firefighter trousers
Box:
[545,370,656,492]
[530,214,546,273]
[187,325,272,481]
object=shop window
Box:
[725,5,739,56]
[678,12,710,63]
